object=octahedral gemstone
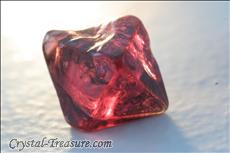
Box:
[42,15,169,131]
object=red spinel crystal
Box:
[42,15,168,131]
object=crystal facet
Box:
[43,15,168,131]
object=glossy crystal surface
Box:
[43,15,168,131]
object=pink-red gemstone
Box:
[42,15,168,131]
